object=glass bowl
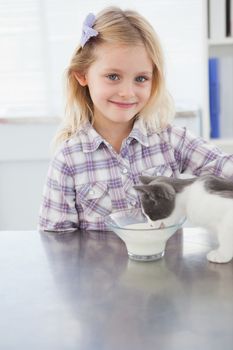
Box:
[104,208,186,261]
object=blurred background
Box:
[0,0,231,230]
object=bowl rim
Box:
[105,211,186,231]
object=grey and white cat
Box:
[134,174,233,263]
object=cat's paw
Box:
[207,249,233,263]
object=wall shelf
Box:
[208,38,233,46]
[212,138,233,145]
[207,0,233,153]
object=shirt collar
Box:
[78,118,150,153]
[128,118,150,147]
[78,122,104,153]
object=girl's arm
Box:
[38,148,78,232]
[170,126,233,179]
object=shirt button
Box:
[122,168,128,174]
[126,139,131,145]
[130,200,137,206]
[89,189,95,195]
[157,172,161,176]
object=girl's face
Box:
[78,43,153,128]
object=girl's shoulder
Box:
[147,123,189,142]
[56,134,83,153]
[160,124,201,143]
[52,122,101,160]
[52,132,84,162]
[145,123,204,152]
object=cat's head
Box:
[134,176,176,221]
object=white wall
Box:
[0,123,58,229]
[0,160,49,230]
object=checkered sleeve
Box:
[38,147,78,232]
[170,126,233,179]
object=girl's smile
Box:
[108,100,138,109]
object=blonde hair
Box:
[54,6,175,146]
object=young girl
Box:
[39,7,233,232]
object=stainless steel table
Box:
[0,228,232,350]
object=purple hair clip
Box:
[80,13,98,48]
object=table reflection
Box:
[40,229,233,350]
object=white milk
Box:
[114,222,170,256]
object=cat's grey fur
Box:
[134,174,233,263]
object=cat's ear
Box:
[150,183,175,201]
[138,175,156,184]
[134,185,148,194]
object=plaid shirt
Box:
[39,119,233,232]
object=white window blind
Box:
[0,0,204,121]
[0,0,51,118]
[0,0,111,120]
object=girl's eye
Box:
[135,76,148,83]
[107,74,119,81]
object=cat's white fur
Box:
[151,180,233,263]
